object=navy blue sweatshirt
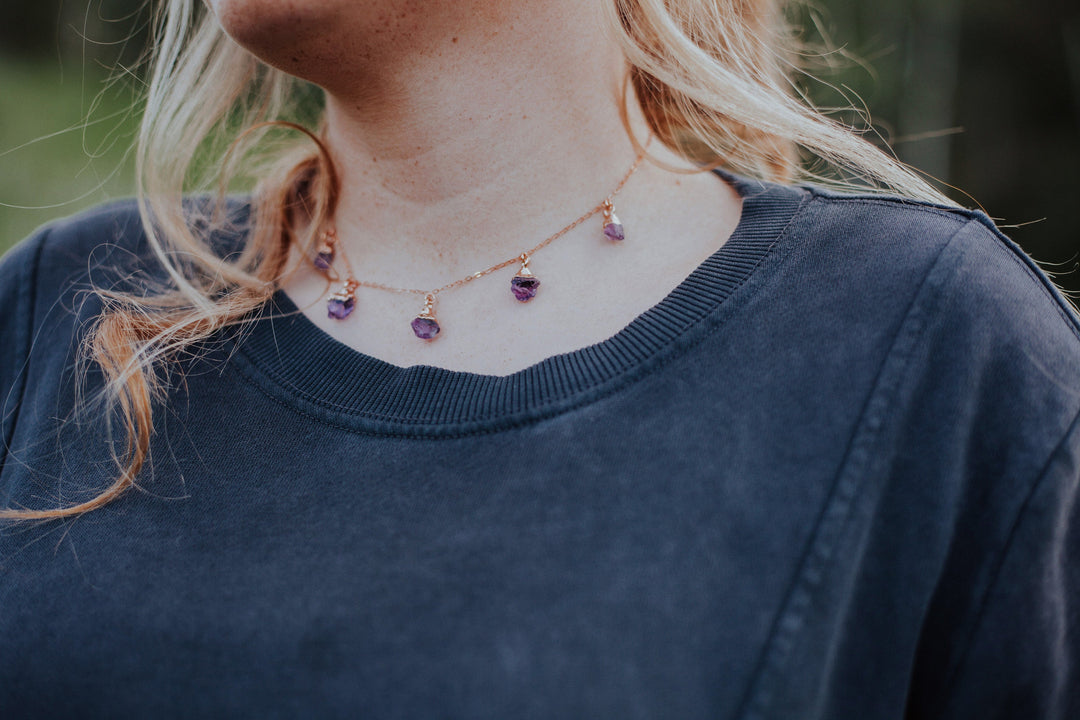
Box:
[1,175,1079,719]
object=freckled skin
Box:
[208,0,504,92]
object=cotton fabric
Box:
[1,176,1078,718]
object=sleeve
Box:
[932,410,1080,719]
[899,216,1080,718]
[0,229,47,473]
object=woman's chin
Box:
[210,0,347,62]
[208,0,448,85]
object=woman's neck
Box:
[313,3,664,286]
[247,0,741,373]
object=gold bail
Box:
[602,198,614,220]
[517,252,533,277]
[420,292,436,317]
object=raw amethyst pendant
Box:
[314,249,335,271]
[602,199,625,242]
[313,229,337,271]
[327,295,354,319]
[510,253,540,302]
[511,274,540,302]
[411,316,440,339]
[411,293,441,340]
[603,215,625,242]
[327,278,358,320]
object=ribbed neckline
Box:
[232,173,810,435]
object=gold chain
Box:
[325,145,648,298]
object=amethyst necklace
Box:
[310,147,646,340]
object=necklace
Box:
[309,147,647,340]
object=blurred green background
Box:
[1,1,1078,292]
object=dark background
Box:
[1,0,1078,293]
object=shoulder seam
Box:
[962,216,1080,341]
[805,190,977,227]
[806,190,1080,340]
[739,213,972,717]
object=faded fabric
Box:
[1,176,1079,719]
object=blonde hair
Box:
[1,0,950,520]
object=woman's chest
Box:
[0,330,942,718]
[0,409,926,720]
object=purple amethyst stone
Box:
[411,316,441,340]
[510,275,540,302]
[314,251,334,270]
[327,295,355,319]
[603,221,625,242]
